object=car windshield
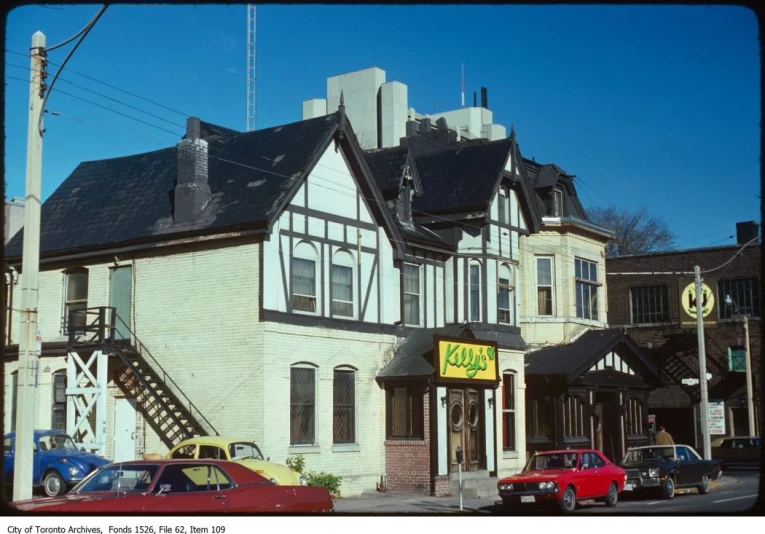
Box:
[73,464,159,494]
[229,442,264,461]
[525,452,578,470]
[38,434,78,451]
[624,447,675,462]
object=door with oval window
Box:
[448,388,484,473]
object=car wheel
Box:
[698,475,710,495]
[661,477,675,500]
[604,482,618,507]
[558,486,577,514]
[42,471,66,497]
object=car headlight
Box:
[538,481,555,490]
[67,465,81,476]
[648,468,660,478]
[299,475,308,486]
[498,483,513,491]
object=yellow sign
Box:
[679,279,718,327]
[437,340,497,382]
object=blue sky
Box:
[4,4,760,250]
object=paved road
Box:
[483,469,759,515]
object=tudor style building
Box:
[4,104,544,497]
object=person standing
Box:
[655,425,674,445]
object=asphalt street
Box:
[333,469,760,514]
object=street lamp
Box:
[724,294,756,436]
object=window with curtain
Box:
[575,258,599,320]
[386,385,424,440]
[536,257,554,316]
[498,191,507,224]
[290,367,316,445]
[292,257,317,312]
[64,269,88,334]
[51,371,67,431]
[331,264,353,317]
[403,263,421,326]
[470,262,481,322]
[333,369,355,444]
[498,263,515,325]
[502,373,516,451]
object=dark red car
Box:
[497,449,626,513]
[12,459,334,513]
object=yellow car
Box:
[165,436,307,486]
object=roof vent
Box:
[420,118,432,133]
[436,117,448,132]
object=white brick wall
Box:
[495,348,527,477]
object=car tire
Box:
[42,470,66,497]
[558,486,577,514]
[661,477,675,500]
[604,482,618,507]
[698,475,710,495]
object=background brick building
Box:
[606,222,761,453]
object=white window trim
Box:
[331,249,356,320]
[469,260,482,322]
[575,257,600,321]
[497,263,515,325]
[501,371,517,453]
[403,263,422,327]
[553,188,563,217]
[62,269,88,336]
[333,365,358,447]
[289,363,319,447]
[535,256,555,317]
[292,241,319,316]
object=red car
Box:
[497,449,627,513]
[11,459,334,513]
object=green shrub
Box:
[285,454,343,498]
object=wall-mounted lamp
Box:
[487,397,494,409]
[440,396,447,408]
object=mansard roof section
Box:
[522,157,588,220]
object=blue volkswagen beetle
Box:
[4,430,110,497]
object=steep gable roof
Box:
[6,114,342,258]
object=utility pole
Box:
[694,265,711,460]
[744,315,755,435]
[13,30,46,502]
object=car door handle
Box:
[214,494,226,500]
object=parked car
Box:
[3,430,110,497]
[620,444,722,499]
[497,449,626,513]
[11,459,334,513]
[166,436,306,486]
[711,436,761,470]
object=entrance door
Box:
[109,266,132,340]
[594,392,622,463]
[448,388,484,473]
[114,398,137,462]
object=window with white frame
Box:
[630,286,669,324]
[469,261,481,322]
[403,263,421,326]
[536,257,554,316]
[575,258,599,321]
[51,371,67,431]
[290,365,316,445]
[63,269,88,334]
[502,372,516,451]
[333,368,356,444]
[498,263,515,325]
[292,242,318,313]
[552,188,563,217]
[498,190,507,224]
[331,250,354,318]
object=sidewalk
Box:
[333,474,741,514]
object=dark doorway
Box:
[595,392,622,463]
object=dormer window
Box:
[397,167,414,224]
[552,188,563,217]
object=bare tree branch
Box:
[588,205,674,257]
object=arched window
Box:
[292,241,318,313]
[333,366,356,444]
[498,263,515,325]
[331,250,354,318]
[51,370,67,431]
[63,268,89,334]
[290,363,318,445]
[469,260,481,322]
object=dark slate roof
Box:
[377,325,470,379]
[183,120,242,140]
[364,146,410,200]
[524,328,658,380]
[469,324,526,351]
[412,139,513,215]
[6,114,339,257]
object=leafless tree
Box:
[587,206,674,257]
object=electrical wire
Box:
[38,5,109,136]
[45,5,107,52]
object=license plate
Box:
[623,483,633,491]
[520,495,535,503]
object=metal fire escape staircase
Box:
[68,307,217,451]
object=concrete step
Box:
[448,472,498,499]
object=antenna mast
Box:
[461,62,465,108]
[246,4,257,131]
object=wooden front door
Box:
[448,388,484,472]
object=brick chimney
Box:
[736,221,760,245]
[175,117,211,224]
